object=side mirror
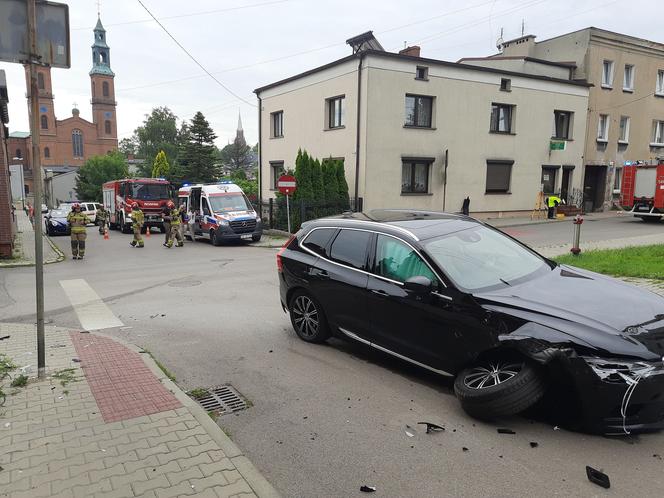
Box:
[404,276,433,295]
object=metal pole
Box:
[27,0,46,378]
[443,149,448,212]
[286,193,291,234]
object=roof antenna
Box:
[496,27,504,52]
[97,0,101,17]
[521,19,525,36]
[403,41,407,49]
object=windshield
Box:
[58,204,73,211]
[131,183,169,200]
[423,225,550,292]
[50,210,67,217]
[208,194,252,213]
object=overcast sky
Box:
[2,0,662,147]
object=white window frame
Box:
[618,116,630,144]
[656,70,664,96]
[326,95,345,129]
[613,168,622,194]
[269,161,284,190]
[623,64,634,92]
[597,114,609,143]
[271,111,284,138]
[651,120,664,147]
[601,60,614,88]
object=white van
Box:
[177,182,262,246]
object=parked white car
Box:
[79,202,103,224]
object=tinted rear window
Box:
[302,228,336,257]
[329,229,372,270]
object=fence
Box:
[253,197,363,232]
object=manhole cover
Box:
[192,385,248,415]
[168,278,202,288]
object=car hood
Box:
[474,265,664,361]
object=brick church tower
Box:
[90,17,117,144]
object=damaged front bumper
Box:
[574,357,664,434]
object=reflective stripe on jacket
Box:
[547,196,561,208]
[67,212,88,233]
[132,209,145,227]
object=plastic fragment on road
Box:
[586,466,610,489]
[497,428,516,434]
[360,485,376,493]
[72,358,81,363]
[405,430,415,438]
[417,422,445,434]
[462,447,469,452]
[0,335,10,341]
[530,442,539,448]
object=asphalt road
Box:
[2,219,663,497]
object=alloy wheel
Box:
[292,295,319,338]
[463,362,524,389]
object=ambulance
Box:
[177,182,263,245]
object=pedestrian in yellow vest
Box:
[67,203,88,259]
[547,195,562,219]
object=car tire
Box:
[454,358,546,420]
[288,291,331,343]
[211,229,222,246]
[251,234,261,243]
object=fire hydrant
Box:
[571,214,583,255]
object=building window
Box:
[618,116,630,143]
[490,103,514,133]
[613,168,622,191]
[271,111,284,138]
[401,159,431,194]
[102,81,109,97]
[597,114,609,142]
[602,60,614,88]
[72,129,84,157]
[553,111,572,139]
[500,78,511,91]
[657,70,664,95]
[541,166,558,194]
[326,96,345,129]
[15,149,21,159]
[44,147,50,158]
[37,72,45,90]
[105,120,112,134]
[485,160,513,193]
[40,115,48,129]
[652,120,664,146]
[415,66,429,80]
[269,161,284,190]
[623,65,634,92]
[404,95,433,128]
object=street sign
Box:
[550,140,566,151]
[0,0,70,68]
[277,175,297,195]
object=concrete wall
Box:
[48,170,78,205]
[0,123,16,257]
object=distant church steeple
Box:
[235,110,246,146]
[89,15,117,142]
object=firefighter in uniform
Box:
[547,194,562,219]
[67,203,88,259]
[166,203,184,248]
[161,201,173,247]
[97,205,109,234]
[129,202,145,248]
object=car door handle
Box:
[370,289,389,297]
[309,268,329,279]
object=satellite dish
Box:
[496,37,504,52]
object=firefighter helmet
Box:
[167,200,175,208]
[72,203,81,211]
[131,202,139,209]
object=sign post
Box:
[277,175,297,233]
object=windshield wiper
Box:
[499,278,511,286]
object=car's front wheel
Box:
[289,291,330,343]
[454,358,546,420]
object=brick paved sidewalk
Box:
[0,323,279,498]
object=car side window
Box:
[329,229,372,270]
[202,199,211,216]
[302,228,336,257]
[374,234,438,285]
[80,205,87,211]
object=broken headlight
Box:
[581,357,661,383]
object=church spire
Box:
[90,15,114,76]
[235,110,245,145]
[237,110,243,132]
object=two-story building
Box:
[255,32,589,217]
[460,28,664,211]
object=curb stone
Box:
[92,330,281,498]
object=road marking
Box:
[59,279,124,331]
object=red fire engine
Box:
[620,161,664,222]
[102,178,172,233]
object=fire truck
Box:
[102,178,172,233]
[620,161,664,223]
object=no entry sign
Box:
[277,175,297,195]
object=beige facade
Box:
[256,50,588,216]
[468,29,664,211]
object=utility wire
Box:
[595,91,656,112]
[134,0,256,107]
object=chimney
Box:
[399,45,421,58]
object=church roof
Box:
[9,131,30,139]
[89,65,115,77]
[237,111,243,132]
[94,17,105,32]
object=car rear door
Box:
[366,233,467,372]
[304,228,372,339]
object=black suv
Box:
[277,210,664,433]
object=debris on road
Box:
[417,422,445,434]
[405,430,415,438]
[530,442,539,448]
[586,466,610,489]
[0,335,10,341]
[653,454,662,460]
[72,358,81,363]
[497,428,516,434]
[462,447,469,452]
[360,485,376,493]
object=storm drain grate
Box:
[194,385,247,415]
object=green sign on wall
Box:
[550,140,566,151]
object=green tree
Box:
[126,107,179,176]
[311,158,324,215]
[178,111,219,183]
[151,150,170,178]
[219,138,252,174]
[335,160,350,209]
[322,159,339,204]
[75,151,128,202]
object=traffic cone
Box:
[103,228,109,240]
[145,227,150,238]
